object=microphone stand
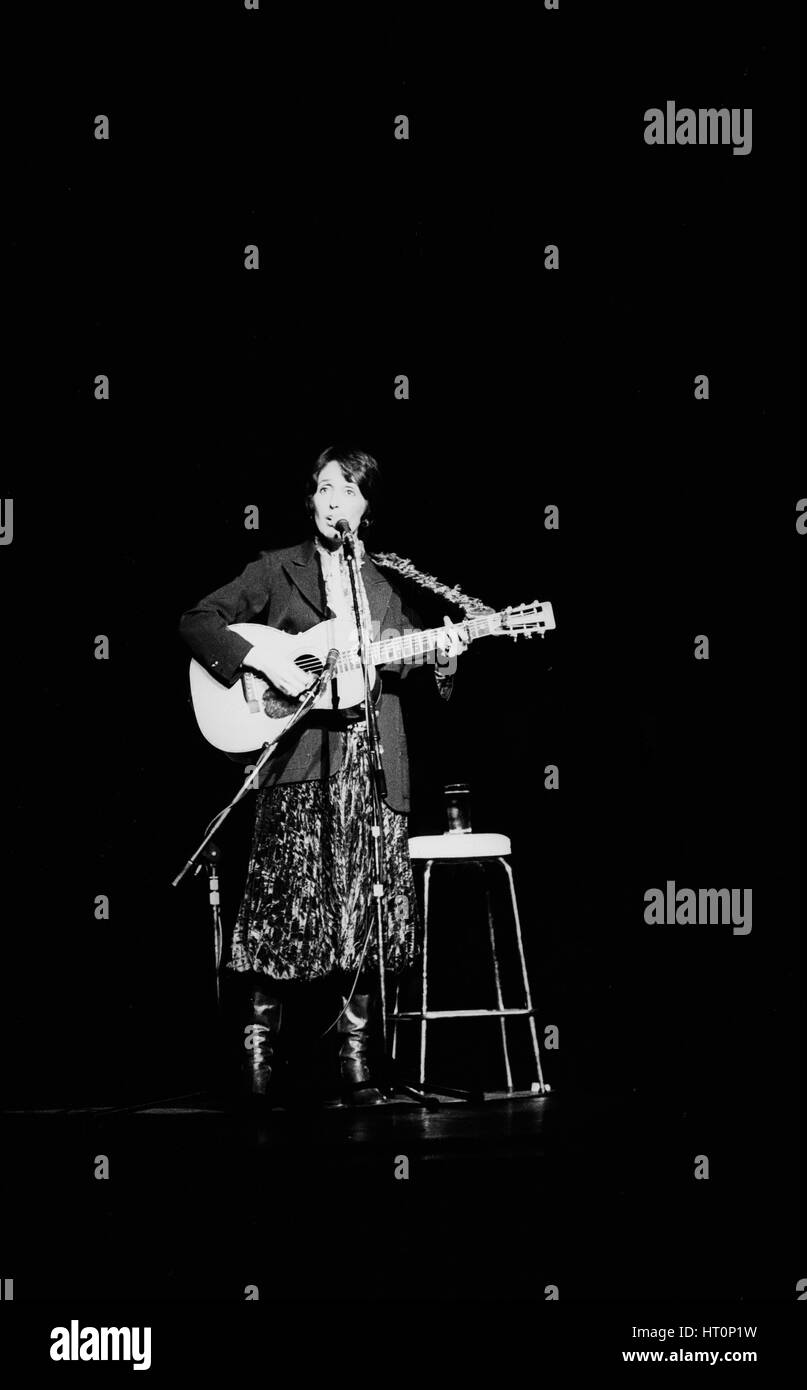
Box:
[340,528,439,1109]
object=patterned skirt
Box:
[227,725,420,982]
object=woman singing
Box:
[179,446,467,1109]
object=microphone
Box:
[334,518,355,550]
[300,647,340,706]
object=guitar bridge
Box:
[240,671,261,714]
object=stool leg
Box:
[500,857,547,1092]
[419,861,432,1087]
[485,868,514,1092]
[391,978,400,1061]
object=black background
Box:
[2,0,803,1315]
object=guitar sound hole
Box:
[296,655,324,676]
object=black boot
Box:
[243,979,283,1106]
[337,992,384,1106]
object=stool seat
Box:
[408,832,512,860]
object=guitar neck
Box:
[334,612,499,675]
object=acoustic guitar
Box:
[189,600,555,755]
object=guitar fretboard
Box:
[334,612,500,676]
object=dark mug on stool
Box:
[444,783,472,834]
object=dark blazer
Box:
[178,539,428,813]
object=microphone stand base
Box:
[377,1065,484,1109]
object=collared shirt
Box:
[314,535,374,641]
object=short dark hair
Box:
[305,446,381,528]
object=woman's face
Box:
[311,459,369,544]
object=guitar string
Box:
[300,550,496,676]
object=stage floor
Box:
[0,1089,799,1303]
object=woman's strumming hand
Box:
[242,635,316,700]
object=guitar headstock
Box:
[498,600,556,639]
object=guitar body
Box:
[189,621,373,755]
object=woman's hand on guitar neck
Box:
[434,615,469,674]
